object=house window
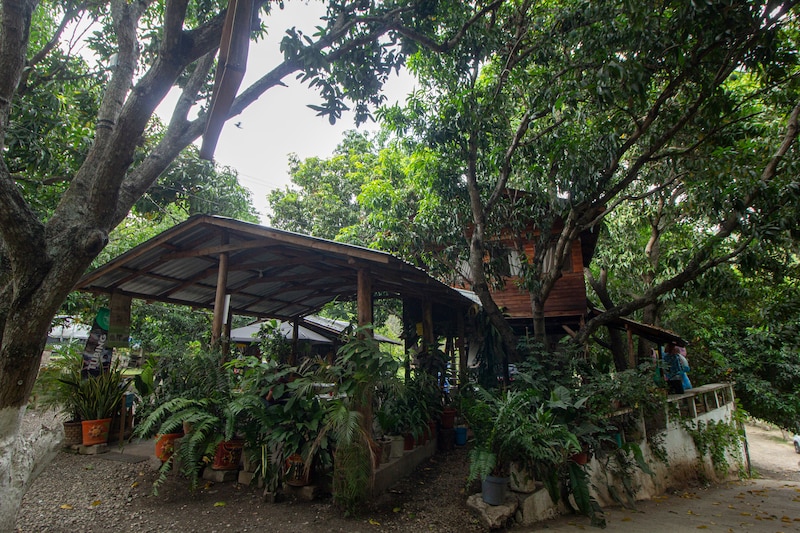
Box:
[488,246,522,278]
[541,241,573,273]
[508,249,523,277]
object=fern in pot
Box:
[462,385,580,506]
[134,349,241,492]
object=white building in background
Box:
[47,317,91,345]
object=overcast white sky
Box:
[199,2,417,222]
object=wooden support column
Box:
[290,318,300,365]
[357,268,373,338]
[221,295,232,357]
[626,324,635,370]
[211,241,230,347]
[402,298,414,381]
[457,312,467,387]
[422,300,434,349]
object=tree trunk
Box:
[584,267,628,370]
[0,223,104,527]
[636,300,661,362]
[0,408,63,531]
[464,134,518,362]
[531,297,547,347]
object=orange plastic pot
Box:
[212,439,244,470]
[154,433,183,462]
[81,418,112,446]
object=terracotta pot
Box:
[440,407,457,429]
[154,433,182,462]
[284,453,310,486]
[403,433,415,451]
[81,418,112,446]
[570,451,590,465]
[212,439,244,470]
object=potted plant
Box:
[304,329,400,515]
[375,380,408,460]
[254,364,329,486]
[31,346,85,445]
[134,348,242,492]
[462,385,580,506]
[406,371,441,445]
[65,361,130,446]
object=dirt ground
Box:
[14,419,800,532]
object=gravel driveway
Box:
[15,410,484,533]
[14,411,800,532]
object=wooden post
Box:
[457,312,467,387]
[357,268,373,338]
[211,243,229,346]
[291,318,300,365]
[402,298,414,381]
[422,300,434,349]
[626,324,635,369]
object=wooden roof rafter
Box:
[76,215,474,320]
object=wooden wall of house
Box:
[491,237,587,320]
[493,273,586,318]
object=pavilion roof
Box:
[77,215,474,320]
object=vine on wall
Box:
[682,413,745,477]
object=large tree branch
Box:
[387,0,504,54]
[168,52,216,131]
[17,2,86,94]
[114,53,217,223]
[162,0,190,54]
[100,0,144,136]
[0,0,37,140]
[760,103,800,183]
[576,99,800,344]
[577,236,752,344]
[228,7,411,119]
[485,110,532,213]
[0,0,44,266]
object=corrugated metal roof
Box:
[77,215,473,320]
[588,307,688,346]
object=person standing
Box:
[663,343,690,394]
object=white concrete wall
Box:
[586,383,743,508]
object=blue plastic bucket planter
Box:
[455,426,468,446]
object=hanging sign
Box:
[81,307,113,377]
